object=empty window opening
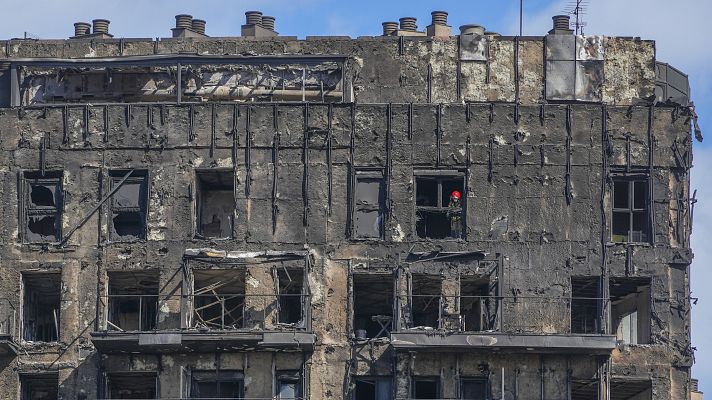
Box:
[193,269,245,330]
[22,273,61,342]
[190,370,244,399]
[277,268,305,325]
[20,373,58,400]
[353,170,385,239]
[612,179,649,243]
[610,378,652,400]
[23,171,63,243]
[610,278,651,345]
[107,373,157,399]
[412,378,440,400]
[107,271,158,332]
[460,378,489,400]
[196,170,234,239]
[353,274,393,339]
[415,174,465,239]
[460,277,490,332]
[571,379,599,400]
[110,170,148,241]
[354,377,392,400]
[276,371,303,400]
[571,277,600,334]
[411,275,442,329]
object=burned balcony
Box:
[415,172,465,239]
[195,169,234,239]
[0,298,18,356]
[105,271,159,332]
[190,269,246,330]
[352,274,393,340]
[409,274,443,329]
[22,272,61,343]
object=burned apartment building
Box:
[0,9,701,400]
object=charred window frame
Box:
[106,271,159,332]
[190,370,244,399]
[20,372,58,400]
[610,278,651,345]
[20,171,63,243]
[609,378,652,399]
[415,171,466,240]
[276,267,307,327]
[109,169,148,241]
[190,268,246,330]
[412,377,441,400]
[352,273,394,340]
[195,169,235,240]
[570,378,599,400]
[276,370,303,400]
[460,377,490,400]
[353,377,393,400]
[21,272,61,342]
[351,169,386,240]
[459,277,492,333]
[611,176,650,244]
[105,372,158,399]
[571,277,601,334]
[409,274,443,329]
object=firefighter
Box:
[447,190,462,238]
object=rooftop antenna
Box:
[519,0,523,36]
[564,0,588,35]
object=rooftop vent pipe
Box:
[549,15,573,34]
[431,11,448,26]
[399,17,417,32]
[92,19,110,34]
[73,22,91,37]
[261,16,275,31]
[192,19,206,34]
[175,14,193,29]
[246,11,263,26]
[382,21,398,36]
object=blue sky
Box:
[1,0,710,394]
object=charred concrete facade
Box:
[0,11,699,400]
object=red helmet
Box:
[451,190,461,199]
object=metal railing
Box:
[399,294,611,335]
[97,293,310,333]
[0,298,16,338]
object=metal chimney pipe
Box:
[192,19,206,34]
[552,15,570,31]
[175,14,193,29]
[74,22,91,37]
[261,16,275,31]
[92,19,110,34]
[382,21,398,36]
[245,11,263,25]
[399,17,417,32]
[431,11,448,26]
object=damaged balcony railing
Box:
[401,294,610,335]
[0,298,17,339]
[97,293,310,332]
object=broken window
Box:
[610,278,651,345]
[460,378,489,400]
[22,171,63,243]
[190,370,244,399]
[571,277,600,334]
[354,377,392,400]
[196,170,234,239]
[352,170,385,239]
[22,273,61,342]
[277,268,305,325]
[410,275,442,329]
[20,373,58,400]
[612,178,649,243]
[460,277,490,332]
[353,274,393,339]
[571,378,599,400]
[412,378,440,400]
[107,271,158,332]
[415,173,465,239]
[193,269,245,330]
[610,378,652,400]
[106,373,157,399]
[276,371,302,400]
[109,170,148,241]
